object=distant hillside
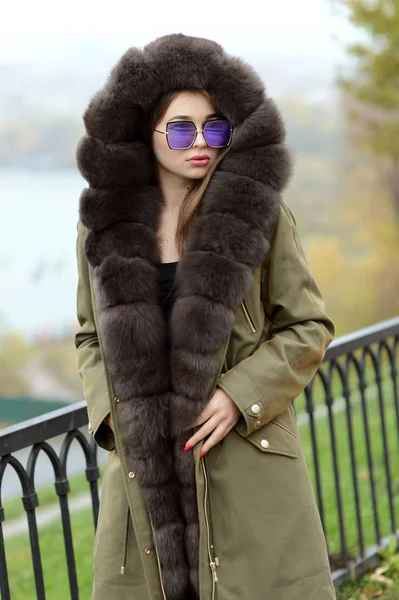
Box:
[0,55,344,236]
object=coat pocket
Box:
[241,299,257,334]
[243,404,299,459]
[118,503,131,575]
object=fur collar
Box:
[76,33,292,600]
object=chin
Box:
[189,171,209,180]
[184,165,213,179]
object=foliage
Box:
[0,332,33,396]
[338,535,399,598]
[334,0,399,217]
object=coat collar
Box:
[76,33,292,600]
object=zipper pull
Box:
[210,561,218,583]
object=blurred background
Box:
[0,0,398,422]
[1,3,399,599]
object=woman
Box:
[75,33,336,600]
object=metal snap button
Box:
[128,471,135,479]
[144,547,151,555]
[261,439,269,449]
[251,404,260,415]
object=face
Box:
[152,90,226,182]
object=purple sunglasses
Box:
[154,119,233,150]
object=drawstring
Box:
[120,505,130,575]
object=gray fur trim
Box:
[76,33,292,600]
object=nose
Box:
[193,129,207,148]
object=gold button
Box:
[144,547,151,555]
[128,471,135,479]
[256,420,261,428]
[113,396,120,403]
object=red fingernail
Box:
[200,450,206,458]
[184,444,193,452]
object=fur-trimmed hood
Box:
[76,33,292,600]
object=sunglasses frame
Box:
[154,119,233,150]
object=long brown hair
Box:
[144,90,231,256]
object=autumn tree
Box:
[334,0,399,220]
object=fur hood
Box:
[76,33,292,600]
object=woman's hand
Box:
[184,387,241,457]
[104,413,114,432]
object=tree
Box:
[334,0,399,219]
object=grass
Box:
[336,539,399,599]
[4,507,95,599]
[338,575,399,600]
[299,376,399,562]
[2,471,99,523]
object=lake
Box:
[0,168,86,339]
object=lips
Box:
[188,154,210,167]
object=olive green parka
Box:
[75,200,336,600]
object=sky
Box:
[2,0,355,66]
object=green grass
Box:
[336,540,399,599]
[2,471,101,523]
[4,507,95,599]
[338,576,399,600]
[299,377,399,563]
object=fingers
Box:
[188,401,214,429]
[185,414,220,450]
[184,388,241,456]
[200,422,228,456]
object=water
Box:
[0,167,110,499]
[0,168,86,338]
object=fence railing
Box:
[0,403,100,600]
[0,316,398,598]
[309,315,399,587]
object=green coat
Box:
[75,200,336,600]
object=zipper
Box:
[196,332,228,599]
[120,505,130,575]
[201,455,219,600]
[241,299,257,334]
[149,515,167,600]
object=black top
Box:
[156,261,178,346]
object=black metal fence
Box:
[0,316,398,598]
[305,316,399,587]
[0,403,100,600]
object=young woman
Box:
[75,33,336,600]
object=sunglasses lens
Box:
[167,122,196,149]
[204,120,231,148]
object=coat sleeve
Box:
[217,201,335,437]
[74,220,115,451]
